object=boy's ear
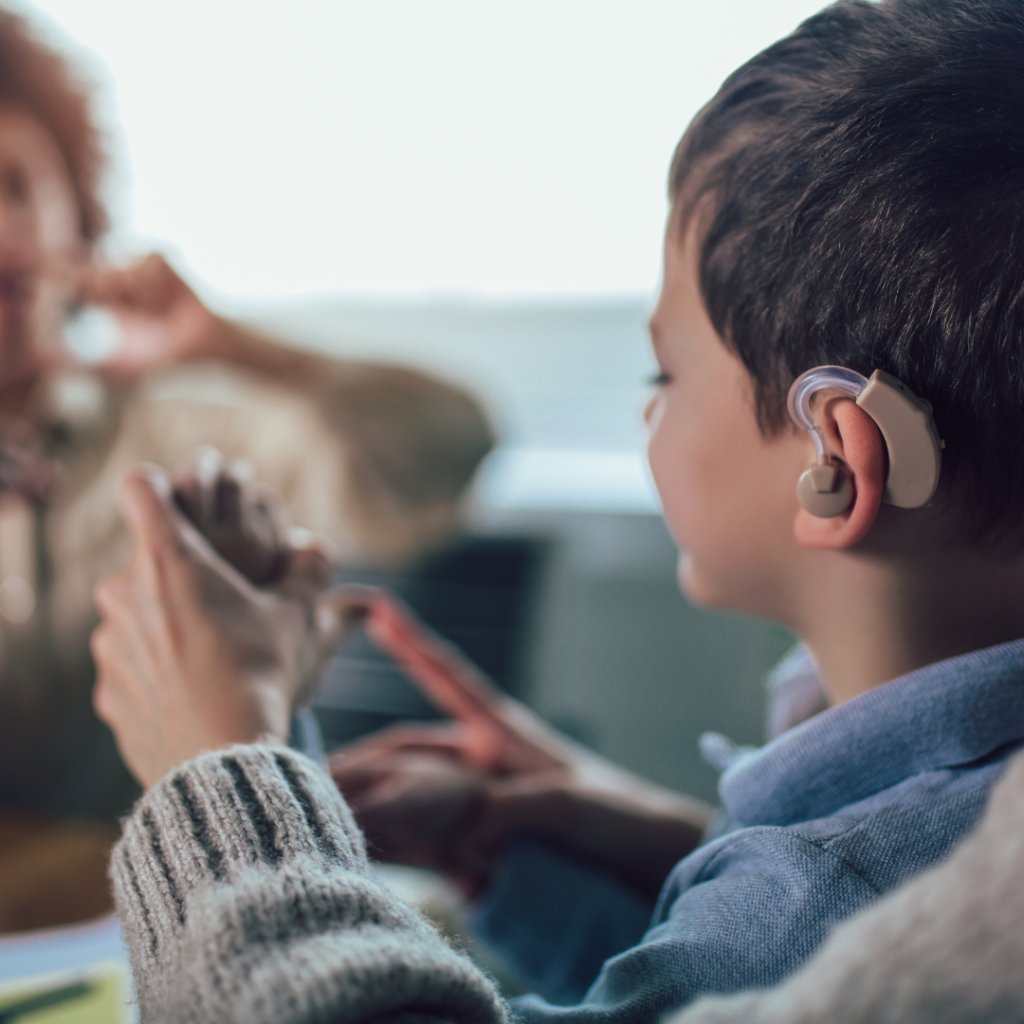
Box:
[794,399,887,549]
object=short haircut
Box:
[0,7,106,242]
[671,0,1024,548]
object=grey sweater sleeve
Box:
[110,744,507,1024]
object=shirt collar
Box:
[720,638,1024,827]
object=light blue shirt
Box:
[475,639,1024,1021]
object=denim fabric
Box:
[473,841,655,1005]
[763,644,828,740]
[477,639,1024,1024]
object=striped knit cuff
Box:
[111,744,367,974]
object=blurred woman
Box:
[0,6,493,825]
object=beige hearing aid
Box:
[787,366,943,518]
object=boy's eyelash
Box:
[647,371,671,386]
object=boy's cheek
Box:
[651,448,800,615]
[646,427,687,541]
[648,414,736,547]
[648,446,726,600]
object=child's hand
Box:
[91,466,350,789]
[171,447,292,587]
[330,595,714,899]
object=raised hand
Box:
[330,595,714,899]
[171,447,292,587]
[359,594,580,775]
[74,253,220,379]
[91,466,357,788]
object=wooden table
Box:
[0,810,118,933]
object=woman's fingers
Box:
[118,465,223,636]
[94,569,146,640]
[119,466,183,581]
[90,620,157,736]
[78,253,178,312]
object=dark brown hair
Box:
[672,0,1024,547]
[0,7,106,242]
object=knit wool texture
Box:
[111,740,1024,1024]
[111,744,507,1024]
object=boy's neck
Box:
[797,546,1024,707]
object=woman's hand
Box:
[330,595,714,899]
[91,466,351,789]
[75,253,222,379]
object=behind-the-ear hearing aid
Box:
[787,366,943,519]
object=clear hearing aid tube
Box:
[787,365,869,465]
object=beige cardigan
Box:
[0,362,492,819]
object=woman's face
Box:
[0,104,82,405]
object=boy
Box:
[91,0,1024,1020]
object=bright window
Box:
[19,0,829,302]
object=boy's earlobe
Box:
[794,401,887,550]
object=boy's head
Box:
[649,0,1024,614]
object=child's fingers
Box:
[465,774,567,856]
[193,447,224,525]
[171,474,203,527]
[312,586,512,748]
[312,584,379,649]
[364,593,507,729]
[284,531,337,593]
[328,752,457,803]
[212,470,243,527]
[328,723,469,777]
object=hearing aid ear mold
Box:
[796,462,854,519]
[787,366,942,519]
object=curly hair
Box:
[0,6,106,242]
[671,0,1024,549]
